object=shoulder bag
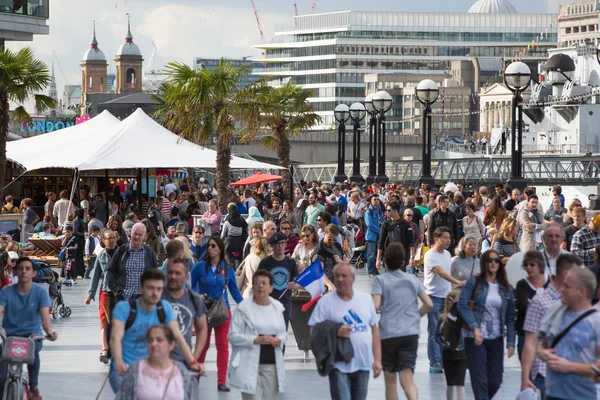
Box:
[203,263,230,329]
[550,309,597,348]
[461,279,480,329]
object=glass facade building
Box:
[0,0,49,44]
[254,10,558,130]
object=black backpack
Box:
[384,220,408,251]
[439,302,463,352]
[453,205,467,235]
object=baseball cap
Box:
[268,232,288,244]
[7,251,18,260]
[593,214,600,229]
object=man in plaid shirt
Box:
[520,253,581,399]
[570,214,600,268]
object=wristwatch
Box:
[591,364,600,376]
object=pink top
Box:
[202,210,222,234]
[136,359,184,400]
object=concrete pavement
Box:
[36,267,523,399]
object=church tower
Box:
[48,61,58,115]
[80,22,108,104]
[115,15,143,94]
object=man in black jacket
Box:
[106,222,158,301]
[427,195,460,254]
[376,201,415,271]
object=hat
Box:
[268,232,288,244]
[593,214,600,228]
[7,251,18,260]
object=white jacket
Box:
[227,295,287,394]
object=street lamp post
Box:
[349,102,366,183]
[364,93,378,185]
[334,104,350,183]
[372,91,393,183]
[416,79,439,188]
[504,61,531,191]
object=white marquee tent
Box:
[7,108,280,172]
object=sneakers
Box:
[30,387,42,400]
[429,364,443,373]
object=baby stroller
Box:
[349,225,367,269]
[34,264,71,319]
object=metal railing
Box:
[292,155,600,186]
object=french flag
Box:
[295,259,325,312]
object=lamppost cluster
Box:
[334,91,393,184]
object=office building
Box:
[0,0,49,45]
[193,57,262,88]
[557,0,600,47]
[253,1,557,130]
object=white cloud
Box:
[5,0,288,102]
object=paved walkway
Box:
[37,267,523,399]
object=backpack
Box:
[439,302,463,352]
[453,205,467,235]
[384,220,409,252]
[106,299,168,358]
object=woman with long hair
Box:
[462,203,486,243]
[278,200,298,233]
[472,192,485,220]
[221,203,248,267]
[141,218,166,264]
[514,251,548,361]
[116,324,199,399]
[292,225,319,273]
[294,200,309,231]
[457,249,515,400]
[191,237,243,392]
[438,289,467,400]
[0,252,12,288]
[72,208,86,278]
[492,217,519,262]
[483,196,507,231]
[108,215,128,247]
[241,237,271,298]
[451,237,480,282]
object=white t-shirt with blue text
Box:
[111,299,175,367]
[308,290,377,373]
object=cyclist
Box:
[0,257,58,400]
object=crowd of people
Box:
[0,177,600,399]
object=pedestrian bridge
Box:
[292,155,600,187]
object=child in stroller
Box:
[33,262,71,319]
[348,224,367,269]
[59,226,77,286]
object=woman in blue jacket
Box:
[457,249,515,400]
[191,236,243,392]
[364,194,384,277]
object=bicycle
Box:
[0,328,49,400]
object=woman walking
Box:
[191,237,243,392]
[292,225,319,273]
[241,238,270,298]
[221,203,248,267]
[462,203,486,243]
[492,218,519,263]
[72,209,86,279]
[451,237,480,282]
[116,324,199,399]
[228,269,287,400]
[457,249,515,400]
[372,243,432,400]
[438,289,467,400]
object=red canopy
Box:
[230,172,282,187]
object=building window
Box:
[582,25,587,32]
[573,26,579,33]
[566,27,571,34]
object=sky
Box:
[5,0,572,100]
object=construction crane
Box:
[250,0,264,41]
[309,0,318,14]
[294,2,298,16]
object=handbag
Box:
[461,279,480,329]
[235,258,248,292]
[203,263,230,329]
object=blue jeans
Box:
[0,340,42,392]
[84,256,96,278]
[328,369,370,400]
[532,374,546,400]
[517,333,525,362]
[465,337,504,400]
[109,363,123,393]
[427,295,445,367]
[366,241,378,275]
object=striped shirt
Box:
[124,246,146,299]
[522,284,561,378]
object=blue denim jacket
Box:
[457,276,516,348]
[365,207,384,242]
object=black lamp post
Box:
[334,104,350,183]
[504,61,531,192]
[364,93,377,185]
[349,102,366,184]
[416,79,439,188]
[372,91,393,183]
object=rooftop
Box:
[468,0,517,14]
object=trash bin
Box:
[291,290,317,359]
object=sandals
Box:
[99,349,109,365]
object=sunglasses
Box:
[317,219,322,222]
[301,234,311,238]
[386,208,396,212]
[488,258,501,264]
[208,243,218,249]
[281,227,291,231]
[405,214,414,217]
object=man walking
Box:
[521,254,580,399]
[304,191,325,228]
[163,258,208,369]
[571,214,600,268]
[536,266,600,400]
[427,195,460,254]
[424,227,465,373]
[309,262,382,400]
[107,222,158,301]
[375,201,415,272]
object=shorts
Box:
[99,291,114,329]
[381,335,418,372]
[442,349,467,386]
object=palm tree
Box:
[154,59,263,212]
[0,48,55,192]
[242,81,320,201]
